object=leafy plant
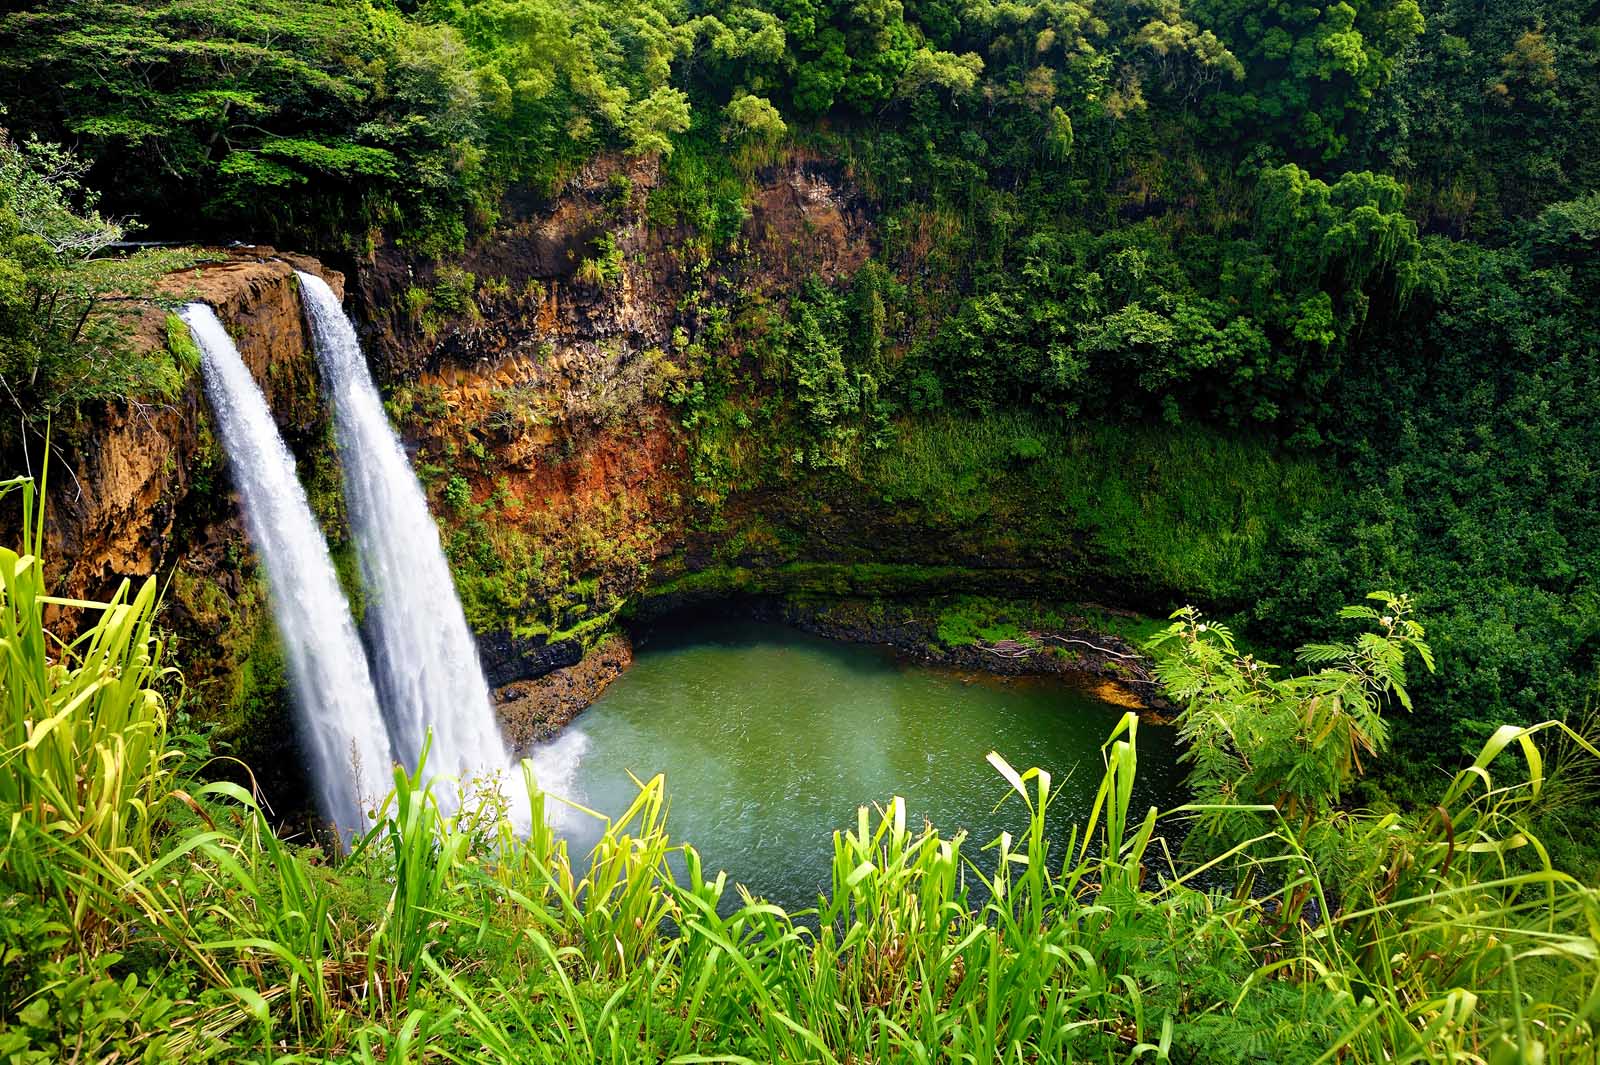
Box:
[0,473,180,935]
[1152,592,1433,840]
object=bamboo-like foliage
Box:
[1301,718,1600,1061]
[0,474,180,935]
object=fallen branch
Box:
[1029,632,1139,661]
[978,641,1035,659]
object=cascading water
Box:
[295,272,583,816]
[181,304,394,833]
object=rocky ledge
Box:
[770,597,1170,717]
[45,248,342,607]
[495,633,633,746]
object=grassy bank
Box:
[870,414,1336,604]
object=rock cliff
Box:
[40,149,1140,794]
[46,251,341,607]
[339,151,879,686]
[33,152,884,778]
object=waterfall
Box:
[181,304,393,833]
[295,272,579,815]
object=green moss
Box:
[515,619,552,641]
[549,602,625,646]
[330,542,367,624]
[934,597,1039,648]
[642,561,1023,605]
[167,564,294,766]
[231,621,289,746]
[1076,608,1171,649]
[164,313,201,376]
[869,414,1337,605]
[299,420,349,536]
[927,595,1155,652]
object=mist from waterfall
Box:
[181,303,393,833]
[295,272,583,815]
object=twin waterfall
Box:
[184,275,575,834]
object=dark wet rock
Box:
[477,632,583,688]
[496,633,633,746]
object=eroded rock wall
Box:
[341,151,878,680]
[33,251,345,797]
[39,147,883,770]
[45,148,1151,785]
[48,252,342,606]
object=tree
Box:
[0,0,487,252]
[0,133,192,419]
[1151,592,1434,842]
[1246,165,1419,352]
[722,92,788,143]
[895,47,984,100]
[1191,0,1424,159]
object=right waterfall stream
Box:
[296,272,583,818]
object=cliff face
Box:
[48,253,342,606]
[336,151,879,690]
[39,150,883,765]
[355,152,874,383]
[44,148,1139,782]
[34,252,346,799]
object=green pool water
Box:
[558,620,1185,912]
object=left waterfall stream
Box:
[182,303,394,836]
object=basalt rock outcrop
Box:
[495,633,634,748]
[46,251,340,609]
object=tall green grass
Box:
[0,473,179,937]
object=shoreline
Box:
[493,594,1174,747]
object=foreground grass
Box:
[3,475,1597,1063]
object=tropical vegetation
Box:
[2,478,1596,1061]
[4,0,1595,774]
[1,0,1598,1057]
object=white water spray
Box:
[295,272,583,817]
[182,303,393,833]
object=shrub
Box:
[443,473,472,512]
[575,231,625,288]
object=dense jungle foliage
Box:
[2,0,1597,782]
[2,2,1600,1058]
[2,478,1597,1061]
